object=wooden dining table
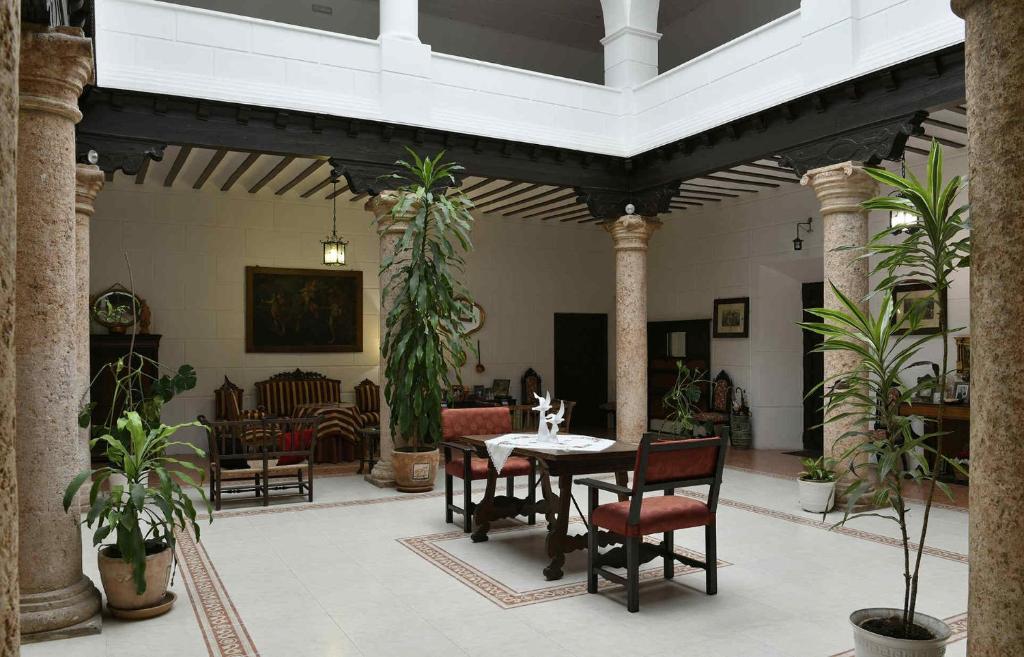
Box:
[455,434,638,581]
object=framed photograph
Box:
[893,283,946,335]
[457,298,486,336]
[713,297,750,338]
[954,382,970,403]
[472,384,486,398]
[491,378,511,398]
[246,266,363,353]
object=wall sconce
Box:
[793,217,813,251]
[321,178,348,266]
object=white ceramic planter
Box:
[798,478,835,513]
[850,608,951,657]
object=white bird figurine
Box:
[533,391,553,441]
[545,402,566,443]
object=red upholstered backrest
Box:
[636,437,721,488]
[441,407,512,440]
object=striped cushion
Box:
[357,411,380,427]
[256,377,342,417]
[354,380,380,414]
[294,403,360,446]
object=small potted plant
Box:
[797,455,837,513]
[660,361,706,436]
[379,150,476,492]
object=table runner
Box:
[484,433,615,473]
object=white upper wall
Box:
[94,0,964,157]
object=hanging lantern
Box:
[889,155,921,235]
[793,217,812,252]
[321,178,348,266]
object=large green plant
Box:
[801,141,970,639]
[661,361,706,435]
[380,151,475,451]
[63,411,209,594]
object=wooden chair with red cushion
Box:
[577,433,727,612]
[694,370,732,435]
[440,407,536,533]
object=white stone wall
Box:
[90,181,615,449]
[93,0,964,158]
[648,151,971,451]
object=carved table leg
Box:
[539,466,558,532]
[471,460,499,543]
[543,473,574,580]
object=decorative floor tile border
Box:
[175,528,261,657]
[398,521,731,609]
[828,612,968,656]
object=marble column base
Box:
[19,575,101,642]
[365,461,397,488]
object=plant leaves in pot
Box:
[797,456,837,513]
[378,150,477,493]
[800,141,969,654]
[64,410,211,614]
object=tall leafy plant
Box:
[801,141,970,639]
[379,151,475,451]
[662,361,706,435]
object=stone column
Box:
[364,191,414,487]
[0,2,21,654]
[605,214,660,444]
[379,0,419,41]
[74,165,103,511]
[801,162,876,486]
[951,1,1024,653]
[16,26,101,641]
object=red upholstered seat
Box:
[694,411,729,424]
[441,407,512,440]
[444,455,533,480]
[592,496,714,537]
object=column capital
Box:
[19,26,93,123]
[364,190,419,234]
[949,0,978,16]
[604,214,661,251]
[800,162,877,215]
[74,164,104,225]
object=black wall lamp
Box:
[793,217,813,251]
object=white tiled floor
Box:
[23,467,968,657]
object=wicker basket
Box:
[730,413,752,449]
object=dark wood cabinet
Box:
[88,334,161,458]
[646,319,712,427]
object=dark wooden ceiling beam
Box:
[524,202,582,220]
[163,145,192,187]
[916,133,966,149]
[134,157,150,185]
[502,190,578,216]
[678,186,739,198]
[556,211,593,222]
[326,183,350,199]
[469,181,520,203]
[726,167,799,184]
[740,162,798,175]
[460,177,497,195]
[905,145,930,156]
[193,148,227,190]
[675,193,721,202]
[923,117,967,134]
[221,153,260,191]
[301,176,332,198]
[249,155,296,193]
[475,183,544,209]
[349,192,368,202]
[487,186,566,214]
[276,159,326,195]
[699,173,779,188]
[682,181,758,194]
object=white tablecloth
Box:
[484,433,615,474]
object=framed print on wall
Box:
[713,297,750,338]
[893,283,946,336]
[245,266,363,353]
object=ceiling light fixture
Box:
[793,217,812,251]
[890,154,921,235]
[321,177,348,266]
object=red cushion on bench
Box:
[277,429,314,466]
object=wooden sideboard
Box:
[898,401,969,484]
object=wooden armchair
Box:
[354,379,381,427]
[694,370,732,436]
[577,433,727,612]
[199,415,321,510]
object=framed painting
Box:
[713,297,750,338]
[245,266,363,353]
[893,283,946,335]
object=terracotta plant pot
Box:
[798,478,836,513]
[849,608,951,657]
[393,448,438,493]
[98,544,173,611]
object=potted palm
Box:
[802,141,969,655]
[797,455,838,513]
[379,150,476,492]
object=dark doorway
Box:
[802,282,825,454]
[553,313,608,431]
